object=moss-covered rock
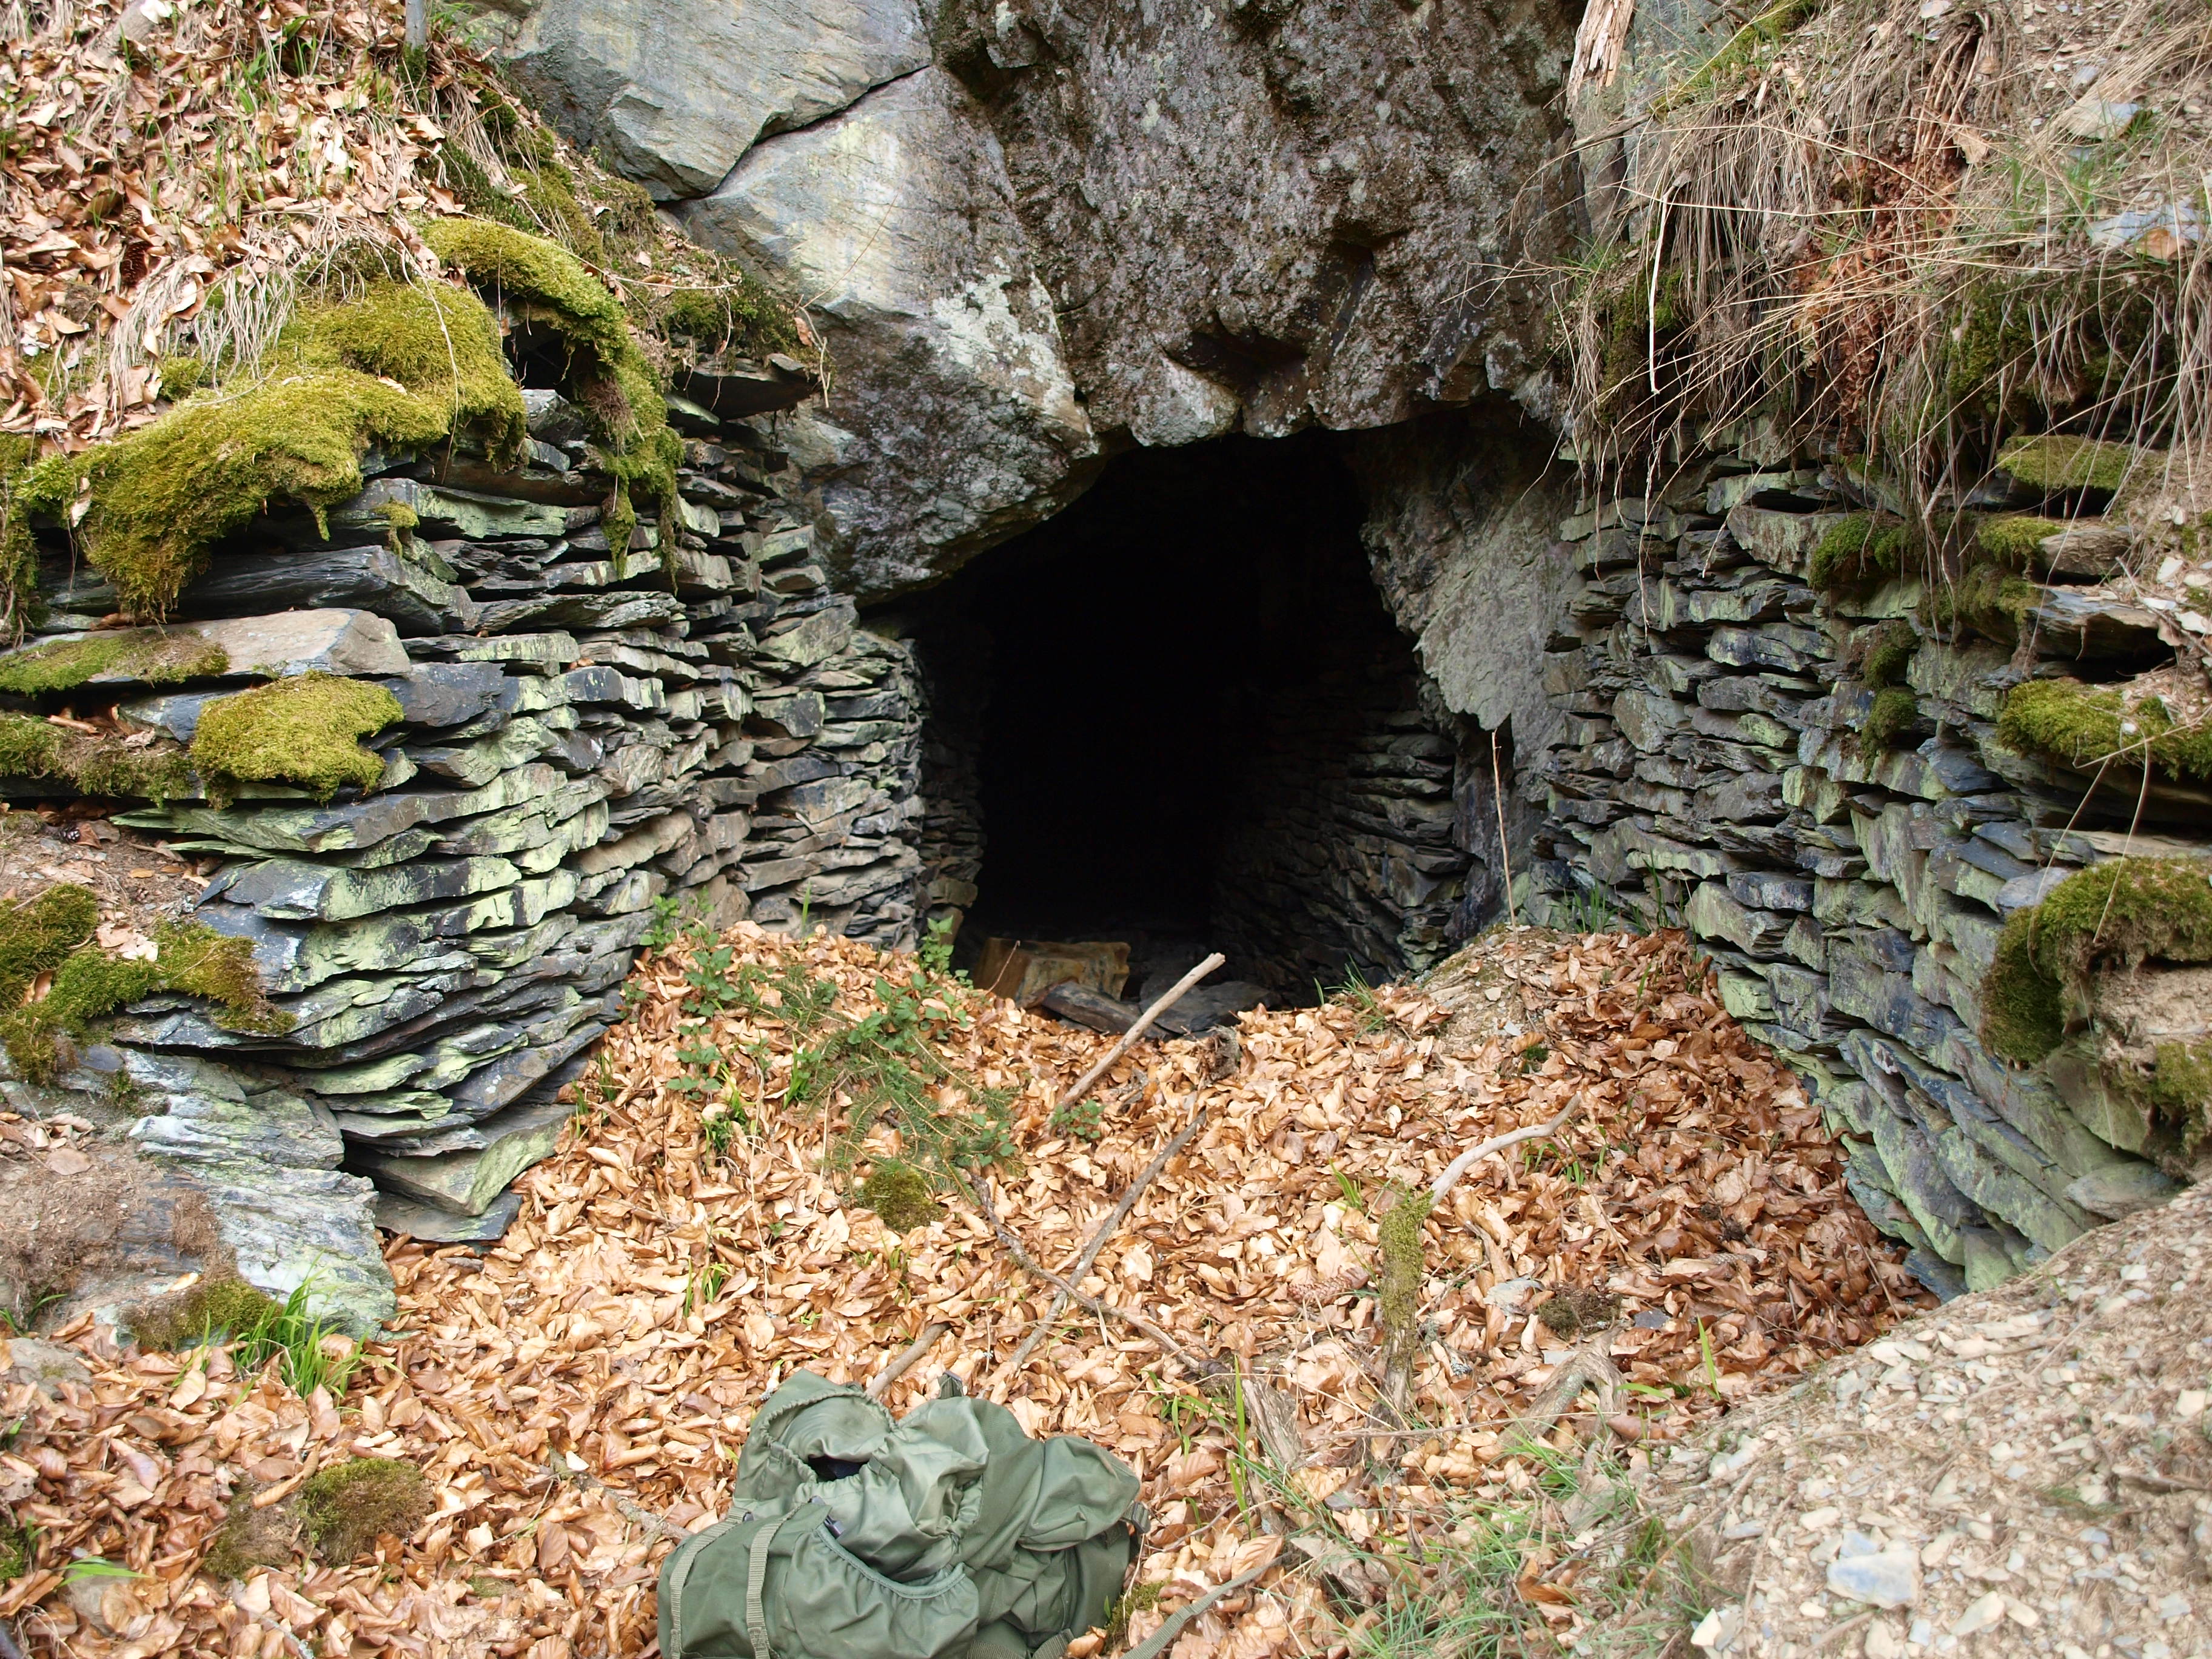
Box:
[200,1491,301,1581]
[2148,1039,2212,1155]
[0,631,228,696]
[1997,679,2212,783]
[0,917,289,1082]
[1809,512,1911,590]
[297,1458,432,1563]
[1975,514,2070,569]
[0,1517,29,1583]
[0,435,45,642]
[1933,561,2040,643]
[190,672,404,804]
[1997,435,2146,495]
[0,710,196,803]
[22,372,454,618]
[0,883,98,1005]
[1863,686,1920,751]
[1859,619,1917,689]
[421,218,683,559]
[1979,857,2212,1065]
[130,1276,283,1352]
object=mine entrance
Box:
[894,430,1473,1021]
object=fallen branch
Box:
[1429,1095,1587,1205]
[1053,953,1225,1114]
[549,1450,689,1544]
[1506,1332,1622,1450]
[1124,1551,1281,1659]
[994,1101,1208,1384]
[866,1322,949,1399]
[964,1177,1222,1378]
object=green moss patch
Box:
[1975,515,2069,570]
[2148,1040,2212,1155]
[1934,561,2040,643]
[191,672,404,805]
[0,1517,29,1582]
[1997,435,2145,495]
[1,918,289,1083]
[298,1458,432,1563]
[0,711,195,803]
[22,371,453,618]
[201,1491,301,1581]
[0,631,228,696]
[1997,679,2212,783]
[858,1158,943,1232]
[1863,686,1920,751]
[131,1276,283,1352]
[1980,857,2212,1064]
[1809,513,1911,590]
[0,435,44,642]
[0,883,97,1005]
[1859,620,1918,689]
[421,218,683,560]
[276,280,525,466]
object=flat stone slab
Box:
[353,1093,572,1216]
[375,1188,523,1245]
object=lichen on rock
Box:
[190,671,405,805]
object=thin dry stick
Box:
[549,1450,689,1543]
[1490,731,1518,928]
[1429,1095,1587,1205]
[866,1322,950,1399]
[1124,1553,1283,1659]
[964,1178,1219,1377]
[994,1101,1209,1382]
[1053,953,1224,1114]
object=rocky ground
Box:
[1629,1180,2212,1659]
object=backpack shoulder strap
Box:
[745,1503,832,1659]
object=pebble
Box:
[1951,1591,2006,1637]
[1826,1537,1922,1609]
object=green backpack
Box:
[657,1370,1145,1659]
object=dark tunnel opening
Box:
[884,429,1479,1011]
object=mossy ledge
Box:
[1979,857,2212,1065]
[0,892,291,1082]
[1997,435,2147,496]
[190,672,405,806]
[1809,513,1911,591]
[1997,679,2212,784]
[0,631,228,696]
[0,711,195,804]
[421,218,685,560]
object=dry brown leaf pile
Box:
[0,922,1924,1657]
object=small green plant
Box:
[917,912,959,976]
[1047,1096,1104,1141]
[1330,964,1392,1034]
[60,1557,140,1587]
[135,1277,360,1399]
[1555,885,1619,934]
[643,894,686,949]
[297,1458,431,1563]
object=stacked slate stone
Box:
[1211,668,1470,991]
[2,375,934,1330]
[1529,447,2207,1298]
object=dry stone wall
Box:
[4,377,935,1334]
[1529,446,2202,1298]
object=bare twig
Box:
[963,1178,1222,1378]
[549,1450,689,1543]
[1509,1332,1623,1448]
[994,1101,1208,1384]
[1053,953,1225,1114]
[1430,1095,1587,1205]
[1123,1551,1282,1659]
[866,1322,950,1399]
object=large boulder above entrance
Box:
[682,69,1099,598]
[486,0,933,200]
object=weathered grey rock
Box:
[354,1094,572,1216]
[684,69,1097,596]
[176,543,480,635]
[3,1336,93,1398]
[494,0,931,199]
[375,1189,523,1244]
[2065,1163,2183,1219]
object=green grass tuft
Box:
[135,1277,360,1398]
[190,671,404,805]
[297,1458,431,1563]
